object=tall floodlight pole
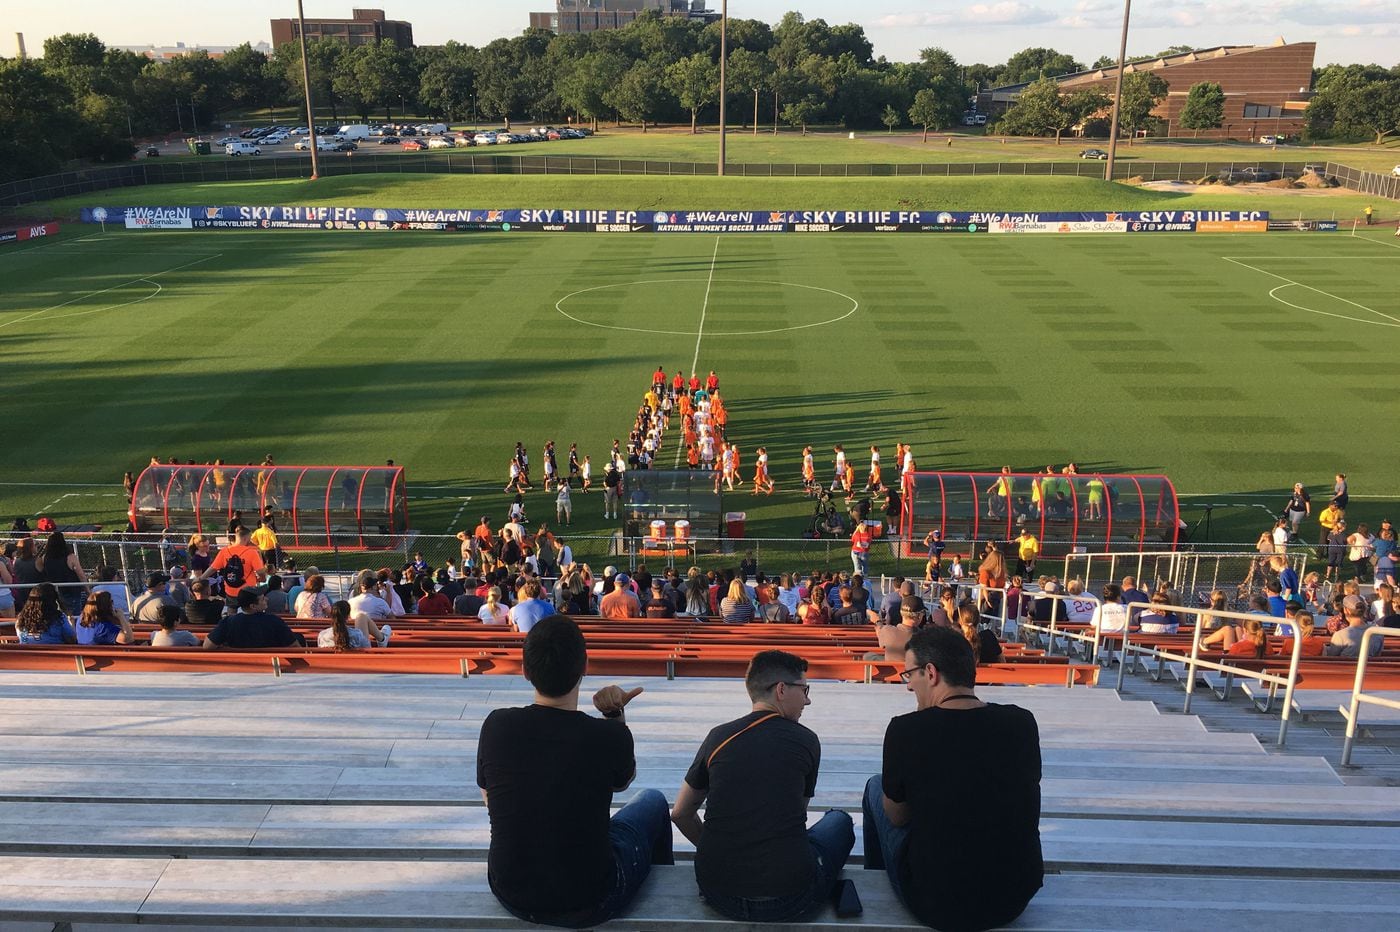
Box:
[1103,0,1132,182]
[718,0,728,176]
[296,0,321,180]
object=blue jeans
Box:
[701,810,855,922]
[500,788,673,929]
[862,775,911,902]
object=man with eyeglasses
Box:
[671,650,854,922]
[864,627,1043,931]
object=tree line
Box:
[2,12,1398,184]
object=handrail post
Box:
[1341,627,1400,765]
[1275,621,1306,746]
[1183,621,1202,714]
[999,589,1010,639]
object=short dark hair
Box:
[236,588,263,611]
[157,605,182,629]
[522,615,587,698]
[745,650,808,701]
[906,627,976,689]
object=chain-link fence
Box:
[4,154,1383,209]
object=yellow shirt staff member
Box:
[1015,530,1040,576]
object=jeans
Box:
[701,810,855,922]
[862,775,911,902]
[499,788,673,929]
[852,550,868,576]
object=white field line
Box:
[446,497,473,533]
[0,254,221,332]
[689,236,721,377]
[1221,256,1400,327]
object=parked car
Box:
[1258,135,1277,145]
[334,141,358,152]
[293,138,313,150]
[559,128,585,139]
[215,136,240,145]
[401,139,427,151]
[473,132,497,145]
[261,133,289,146]
[546,130,562,140]
[144,146,160,157]
[289,127,310,135]
[1079,148,1109,160]
[426,137,453,150]
[454,135,475,148]
[377,135,401,145]
[1392,165,1400,177]
[1225,167,1278,182]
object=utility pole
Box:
[296,0,321,180]
[1103,0,1132,183]
[717,0,728,176]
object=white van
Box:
[337,124,372,140]
[225,141,261,156]
[416,122,448,135]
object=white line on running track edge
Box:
[1221,256,1400,326]
[0,254,222,332]
[446,497,473,533]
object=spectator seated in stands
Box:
[1279,611,1327,657]
[1029,579,1062,623]
[644,579,677,619]
[957,603,1003,664]
[1136,593,1179,635]
[1227,617,1268,658]
[455,575,486,616]
[600,574,642,621]
[874,595,926,662]
[509,578,555,632]
[832,585,874,627]
[928,588,956,629]
[1088,584,1132,634]
[1327,595,1385,658]
[555,566,591,616]
[14,583,76,644]
[90,565,131,618]
[261,574,289,615]
[719,579,756,625]
[758,582,791,622]
[477,615,671,927]
[797,588,832,626]
[184,579,225,627]
[416,579,452,616]
[1120,576,1150,608]
[318,600,371,650]
[1061,579,1097,623]
[130,572,178,625]
[1264,579,1288,618]
[1200,612,1250,652]
[75,590,134,645]
[294,574,332,620]
[477,586,510,626]
[864,627,1043,931]
[203,588,304,650]
[671,650,854,922]
[149,604,198,647]
[349,572,394,622]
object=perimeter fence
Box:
[2,155,1388,209]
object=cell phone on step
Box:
[833,878,863,918]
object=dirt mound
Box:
[1297,172,1335,188]
[1265,178,1298,189]
[1124,175,1146,185]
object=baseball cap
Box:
[146,572,170,588]
[603,565,618,578]
[168,566,186,579]
[1343,594,1367,614]
[900,595,927,614]
[615,573,631,588]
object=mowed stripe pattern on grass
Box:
[1,228,1398,541]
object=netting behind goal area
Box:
[900,471,1180,556]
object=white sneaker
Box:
[376,624,392,648]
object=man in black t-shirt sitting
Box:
[477,615,672,927]
[203,589,303,649]
[864,627,1043,932]
[671,650,854,922]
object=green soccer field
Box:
[3,218,1399,549]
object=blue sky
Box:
[9,1,1399,67]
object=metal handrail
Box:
[1339,626,1400,766]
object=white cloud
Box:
[878,3,1058,28]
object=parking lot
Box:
[142,122,596,160]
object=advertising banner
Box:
[1195,220,1269,233]
[80,207,1269,234]
[0,221,60,246]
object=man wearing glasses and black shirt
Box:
[671,650,855,922]
[864,627,1043,931]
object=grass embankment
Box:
[22,174,1389,221]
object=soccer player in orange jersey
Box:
[752,447,774,495]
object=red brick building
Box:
[981,40,1316,140]
[270,8,413,49]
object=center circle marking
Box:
[554,277,860,336]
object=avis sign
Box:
[0,221,59,246]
